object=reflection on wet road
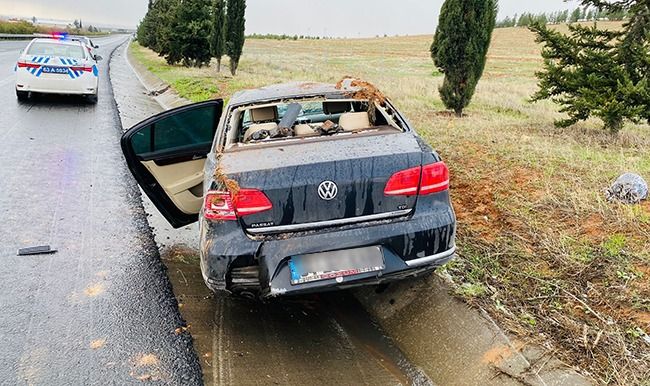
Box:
[163,250,430,386]
[0,37,201,384]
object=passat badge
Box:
[318,181,338,201]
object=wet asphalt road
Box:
[0,37,202,385]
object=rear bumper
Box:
[264,245,456,297]
[16,69,98,95]
[200,192,456,297]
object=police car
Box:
[15,37,101,103]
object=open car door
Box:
[121,100,223,228]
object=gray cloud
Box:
[1,0,581,35]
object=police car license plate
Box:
[288,246,385,285]
[42,66,68,74]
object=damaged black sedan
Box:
[121,80,456,297]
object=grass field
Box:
[130,22,649,384]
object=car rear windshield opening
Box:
[236,99,401,145]
[27,42,85,59]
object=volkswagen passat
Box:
[121,81,457,297]
[15,37,101,103]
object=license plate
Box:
[41,66,68,74]
[289,246,385,285]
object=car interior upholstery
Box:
[243,106,279,142]
[232,99,400,146]
[339,112,371,132]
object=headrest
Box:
[250,106,278,122]
[338,112,371,132]
[323,101,352,115]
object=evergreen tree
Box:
[530,0,650,133]
[137,0,156,47]
[210,0,227,72]
[560,10,570,23]
[166,0,212,66]
[430,0,498,116]
[137,0,178,54]
[152,0,179,56]
[226,0,246,75]
[518,13,532,27]
[570,8,582,22]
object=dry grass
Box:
[130,22,649,384]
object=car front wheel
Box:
[16,89,28,101]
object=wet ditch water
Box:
[162,246,433,386]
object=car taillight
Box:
[70,66,94,72]
[384,166,421,196]
[384,162,449,197]
[17,61,40,69]
[419,162,449,195]
[204,189,272,221]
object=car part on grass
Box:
[606,173,648,204]
[17,245,57,256]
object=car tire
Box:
[16,89,29,102]
[86,93,98,104]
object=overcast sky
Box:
[1,0,581,36]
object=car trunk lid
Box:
[219,132,423,233]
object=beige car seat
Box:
[294,124,319,137]
[338,112,371,132]
[243,106,278,142]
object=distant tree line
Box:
[496,7,629,28]
[0,19,102,35]
[247,33,323,41]
[137,0,246,75]
[0,20,39,34]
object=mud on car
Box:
[121,80,456,298]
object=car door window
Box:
[131,105,217,156]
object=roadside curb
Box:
[123,39,190,110]
[354,274,592,386]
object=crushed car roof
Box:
[229,81,362,106]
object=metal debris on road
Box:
[17,245,57,256]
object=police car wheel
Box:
[86,94,98,104]
[16,89,29,101]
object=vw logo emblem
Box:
[318,181,338,201]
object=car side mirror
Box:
[94,55,103,61]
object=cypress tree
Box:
[136,0,156,48]
[166,0,212,66]
[210,0,227,72]
[226,0,246,76]
[430,0,498,116]
[137,0,178,55]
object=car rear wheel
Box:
[16,89,28,102]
